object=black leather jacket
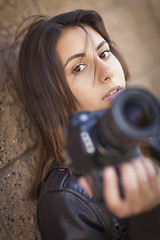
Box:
[37,168,160,240]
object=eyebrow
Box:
[64,53,85,68]
[96,40,107,51]
[64,40,108,68]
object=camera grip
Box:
[89,167,125,202]
[88,170,104,202]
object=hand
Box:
[79,157,160,218]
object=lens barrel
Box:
[97,88,160,152]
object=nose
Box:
[95,57,113,83]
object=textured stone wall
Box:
[0,0,160,239]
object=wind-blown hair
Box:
[17,9,130,198]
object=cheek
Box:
[69,82,88,100]
[69,82,94,109]
[66,71,92,97]
[113,57,125,82]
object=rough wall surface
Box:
[0,0,160,239]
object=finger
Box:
[124,158,160,213]
[79,176,93,197]
[132,158,151,197]
[142,158,160,200]
[103,167,130,217]
[120,162,143,214]
[142,158,158,190]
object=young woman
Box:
[17,9,160,239]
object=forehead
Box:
[56,25,105,65]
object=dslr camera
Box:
[62,88,160,200]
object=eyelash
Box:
[73,64,86,74]
[99,50,110,59]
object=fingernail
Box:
[103,167,114,179]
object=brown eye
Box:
[73,64,86,73]
[99,50,110,59]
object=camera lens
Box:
[124,100,153,127]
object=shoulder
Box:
[38,168,113,233]
[39,168,90,203]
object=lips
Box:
[102,85,121,100]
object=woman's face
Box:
[56,25,126,111]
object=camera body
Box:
[62,88,160,199]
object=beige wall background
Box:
[0,0,160,239]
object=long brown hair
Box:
[17,9,130,198]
